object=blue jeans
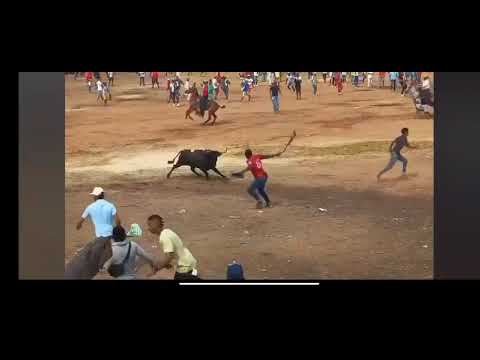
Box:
[272,95,280,112]
[379,152,408,176]
[248,177,270,204]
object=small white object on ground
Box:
[318,208,328,213]
[257,210,264,213]
[229,216,240,219]
[244,230,249,235]
[179,209,187,214]
[423,245,428,248]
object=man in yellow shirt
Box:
[147,214,199,280]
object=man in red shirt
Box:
[151,71,160,88]
[233,149,282,209]
[86,72,94,93]
[378,72,386,88]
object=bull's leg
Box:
[212,167,227,178]
[203,112,212,125]
[167,164,181,179]
[200,168,210,180]
[211,113,217,126]
[190,166,202,177]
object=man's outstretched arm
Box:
[259,152,282,159]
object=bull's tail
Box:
[168,151,182,164]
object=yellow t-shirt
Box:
[159,229,197,273]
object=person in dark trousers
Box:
[377,128,417,181]
[389,72,398,92]
[233,149,283,209]
[151,71,160,88]
[399,72,406,95]
[138,72,146,86]
[270,80,281,113]
[322,72,328,83]
[311,73,318,96]
[378,72,386,88]
[294,75,302,100]
[221,76,231,100]
[147,215,200,280]
[108,72,114,87]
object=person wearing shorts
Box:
[377,128,417,181]
[233,149,283,209]
[86,72,94,92]
[241,76,252,102]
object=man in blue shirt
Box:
[76,187,121,240]
[390,72,398,92]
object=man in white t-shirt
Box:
[147,214,199,280]
[138,72,146,86]
[367,72,374,88]
[108,72,114,87]
[96,80,104,102]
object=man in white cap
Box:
[76,187,121,241]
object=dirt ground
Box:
[65,72,434,279]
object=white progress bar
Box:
[180,282,320,286]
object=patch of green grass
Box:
[227,141,433,158]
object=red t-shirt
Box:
[86,72,93,80]
[152,72,159,79]
[203,84,209,97]
[379,72,386,78]
[247,155,268,179]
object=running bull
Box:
[167,148,228,179]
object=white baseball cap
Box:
[90,187,104,196]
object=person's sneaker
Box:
[265,202,272,208]
[256,202,264,209]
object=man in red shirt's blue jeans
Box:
[233,149,282,209]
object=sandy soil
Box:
[65,72,433,279]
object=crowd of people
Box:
[74,185,247,280]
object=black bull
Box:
[167,149,228,179]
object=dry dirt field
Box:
[65,72,434,279]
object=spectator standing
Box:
[378,72,386,88]
[311,73,318,96]
[389,72,398,91]
[270,80,281,113]
[138,72,146,86]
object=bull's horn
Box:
[224,147,228,154]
